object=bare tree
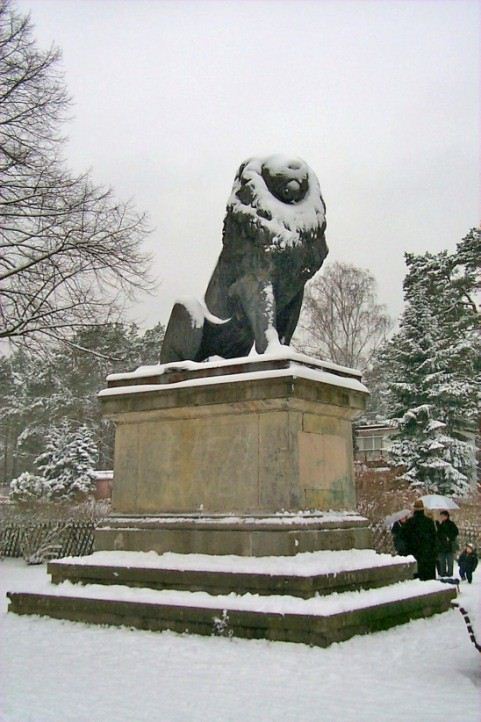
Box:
[294,261,392,370]
[0,0,152,347]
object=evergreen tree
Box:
[9,422,98,503]
[0,322,165,481]
[379,229,480,496]
[0,349,58,479]
[36,422,98,502]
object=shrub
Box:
[9,472,49,504]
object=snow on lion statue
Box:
[160,154,328,363]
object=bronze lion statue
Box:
[161,155,328,363]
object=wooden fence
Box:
[0,521,95,560]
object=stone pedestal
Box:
[9,354,457,644]
[96,352,369,554]
[95,513,373,556]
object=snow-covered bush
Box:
[9,472,50,504]
[9,422,98,505]
[36,423,98,502]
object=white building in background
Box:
[354,421,395,463]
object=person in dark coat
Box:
[391,514,410,555]
[402,499,437,580]
[458,543,478,583]
[436,510,459,577]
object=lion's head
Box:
[225,155,326,249]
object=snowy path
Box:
[1,559,479,722]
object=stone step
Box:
[95,513,373,556]
[47,550,417,598]
[7,581,456,648]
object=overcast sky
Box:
[16,0,480,328]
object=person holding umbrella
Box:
[402,498,437,580]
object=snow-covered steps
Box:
[7,578,456,647]
[7,550,457,646]
[47,550,418,598]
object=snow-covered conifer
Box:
[36,422,98,502]
[380,229,480,496]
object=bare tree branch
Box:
[0,0,154,349]
[293,261,393,370]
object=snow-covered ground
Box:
[1,559,480,722]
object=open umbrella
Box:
[384,509,411,529]
[420,494,460,511]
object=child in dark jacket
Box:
[458,543,478,583]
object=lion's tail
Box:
[175,296,229,327]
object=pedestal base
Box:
[99,352,368,518]
[95,512,372,556]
